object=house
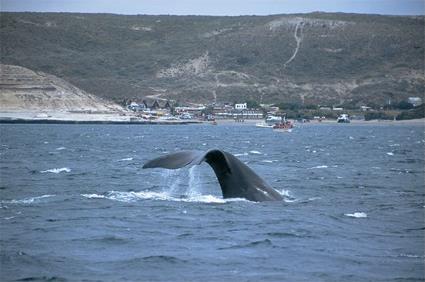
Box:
[174,106,206,117]
[127,101,147,112]
[235,103,247,110]
[408,97,423,107]
[141,100,173,110]
[151,100,160,109]
[260,104,279,114]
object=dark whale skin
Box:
[143,149,283,202]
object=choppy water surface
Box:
[1,123,424,281]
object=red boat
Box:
[272,120,293,129]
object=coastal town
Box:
[0,64,423,125]
[121,96,424,124]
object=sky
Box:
[1,0,424,16]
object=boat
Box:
[273,120,293,132]
[266,115,282,124]
[337,114,350,123]
[273,128,293,133]
[255,122,273,128]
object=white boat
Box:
[337,114,350,123]
[255,122,273,128]
[273,128,293,133]
[266,115,282,123]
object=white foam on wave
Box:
[249,150,262,155]
[344,212,367,218]
[309,165,328,169]
[386,152,394,156]
[40,167,71,173]
[279,189,291,197]
[56,147,66,150]
[81,191,249,204]
[307,197,322,201]
[278,189,298,203]
[81,194,107,199]
[2,194,55,204]
[261,160,274,163]
[399,253,422,258]
[118,157,133,161]
[234,152,248,157]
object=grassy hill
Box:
[1,12,423,106]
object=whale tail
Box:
[143,149,282,201]
[142,149,230,173]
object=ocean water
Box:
[0,123,424,281]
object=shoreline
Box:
[1,118,423,126]
[213,118,425,126]
[0,111,423,126]
[0,118,201,125]
[0,111,202,125]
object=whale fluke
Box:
[143,149,283,202]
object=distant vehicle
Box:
[337,114,350,123]
[179,113,193,120]
[296,118,310,123]
[140,114,156,120]
[161,115,179,120]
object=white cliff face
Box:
[156,52,211,78]
[0,64,123,112]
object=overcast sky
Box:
[1,0,424,16]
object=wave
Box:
[386,152,394,156]
[278,189,297,203]
[55,146,66,150]
[119,255,187,266]
[398,253,423,259]
[249,150,262,154]
[118,157,133,161]
[15,276,67,282]
[40,167,71,174]
[1,194,55,204]
[81,191,249,204]
[309,165,328,169]
[234,152,248,157]
[219,239,273,250]
[344,212,367,218]
[261,159,277,163]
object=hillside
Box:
[0,12,423,106]
[0,64,122,112]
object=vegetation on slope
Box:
[1,12,423,106]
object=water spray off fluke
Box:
[143,149,283,202]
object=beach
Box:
[1,111,423,126]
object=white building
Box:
[408,97,423,107]
[235,103,247,110]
